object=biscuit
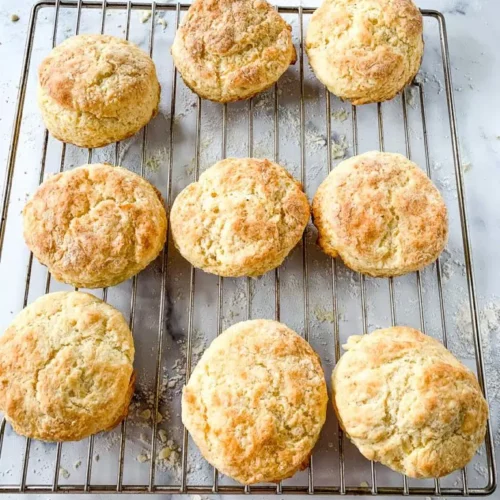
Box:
[171,0,296,102]
[23,163,167,288]
[38,34,160,148]
[170,158,310,277]
[332,327,488,478]
[0,292,135,442]
[312,151,448,277]
[306,0,423,105]
[182,319,328,484]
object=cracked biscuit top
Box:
[306,0,423,105]
[38,34,160,148]
[0,292,135,442]
[171,0,296,102]
[332,327,488,478]
[312,151,447,277]
[182,319,328,484]
[170,157,310,277]
[23,163,167,288]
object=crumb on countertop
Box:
[140,11,152,23]
[59,467,70,479]
[332,108,349,122]
[137,452,150,463]
[332,135,349,160]
[157,17,167,30]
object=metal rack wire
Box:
[0,0,496,495]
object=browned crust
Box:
[182,319,328,484]
[170,157,310,277]
[38,34,160,147]
[305,0,423,105]
[23,163,167,288]
[332,327,488,478]
[0,292,135,442]
[171,0,296,102]
[312,151,448,277]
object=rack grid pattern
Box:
[0,0,496,495]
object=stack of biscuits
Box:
[0,0,488,486]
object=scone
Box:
[182,319,328,484]
[312,151,448,277]
[38,34,160,148]
[332,327,488,478]
[171,0,296,102]
[0,292,135,442]
[306,0,423,105]
[23,163,167,288]
[170,158,310,277]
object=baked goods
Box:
[171,0,296,102]
[23,163,167,288]
[170,158,310,277]
[38,34,160,148]
[306,0,423,105]
[182,319,328,484]
[0,292,135,442]
[332,327,488,478]
[312,151,448,277]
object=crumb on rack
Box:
[10,14,20,22]
[74,460,81,470]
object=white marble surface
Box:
[0,0,499,499]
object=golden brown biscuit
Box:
[306,0,423,105]
[332,327,488,478]
[0,292,135,442]
[23,163,167,288]
[312,151,448,277]
[182,319,328,484]
[171,0,296,102]
[170,158,310,277]
[38,34,160,148]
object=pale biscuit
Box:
[171,0,296,102]
[0,292,135,442]
[182,319,328,484]
[306,0,423,105]
[23,163,167,288]
[332,327,488,478]
[170,158,310,277]
[312,151,448,277]
[38,34,160,148]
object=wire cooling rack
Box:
[0,0,496,495]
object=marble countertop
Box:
[0,0,499,499]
